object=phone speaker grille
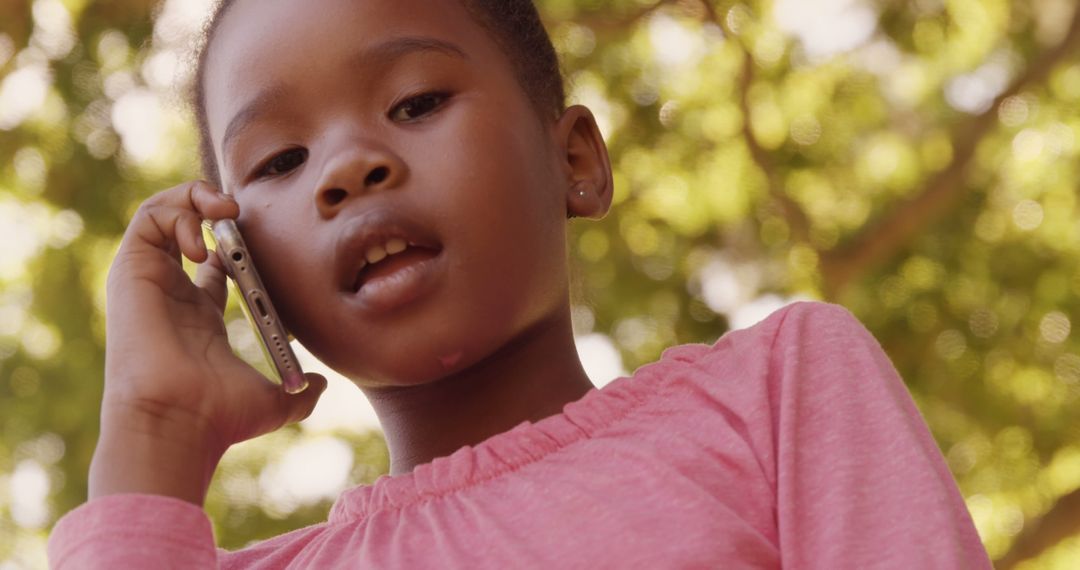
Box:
[270,334,294,371]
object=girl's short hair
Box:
[190,0,567,187]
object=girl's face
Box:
[203,0,576,386]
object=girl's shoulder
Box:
[624,300,930,486]
[648,301,875,377]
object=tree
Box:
[2,0,1078,566]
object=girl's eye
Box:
[390,92,450,122]
[256,148,307,179]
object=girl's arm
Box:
[48,181,325,569]
[768,303,992,569]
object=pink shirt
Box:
[48,302,992,568]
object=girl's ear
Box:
[552,105,614,220]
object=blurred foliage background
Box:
[1,0,1079,567]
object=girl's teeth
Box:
[365,244,388,264]
[386,238,407,255]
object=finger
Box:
[181,212,209,264]
[183,179,239,221]
[194,251,229,312]
[120,181,239,262]
[144,205,208,264]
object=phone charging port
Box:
[251,293,272,324]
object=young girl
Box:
[48,0,992,567]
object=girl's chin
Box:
[332,354,476,390]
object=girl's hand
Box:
[90,181,326,505]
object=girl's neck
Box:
[360,309,595,476]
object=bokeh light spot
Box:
[1039,311,1071,344]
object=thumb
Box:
[238,371,330,438]
[270,372,329,428]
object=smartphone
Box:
[202,219,308,394]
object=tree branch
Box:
[700,0,812,244]
[550,0,672,35]
[996,487,1080,569]
[0,2,32,48]
[818,4,1080,298]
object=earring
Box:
[569,188,587,219]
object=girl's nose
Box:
[313,141,407,218]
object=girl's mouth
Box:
[350,246,443,312]
[334,208,444,313]
[352,245,441,293]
